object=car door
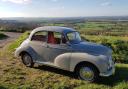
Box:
[46,31,72,63]
[29,31,49,62]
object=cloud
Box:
[101,2,111,6]
[100,0,112,6]
[1,0,31,4]
[51,0,58,2]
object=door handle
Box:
[42,44,49,48]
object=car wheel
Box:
[21,53,34,67]
[76,64,99,82]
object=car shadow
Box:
[0,86,6,89]
[34,65,76,79]
[96,65,128,86]
[34,64,128,86]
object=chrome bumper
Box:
[100,65,115,77]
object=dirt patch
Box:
[0,32,22,48]
[0,32,22,74]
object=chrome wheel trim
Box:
[79,67,94,81]
[23,54,31,65]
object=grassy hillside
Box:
[0,31,127,89]
[0,52,128,88]
[8,32,29,52]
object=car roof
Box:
[32,26,76,34]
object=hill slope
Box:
[0,32,128,89]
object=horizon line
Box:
[0,15,128,18]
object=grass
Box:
[76,21,128,36]
[0,33,8,40]
[81,35,128,63]
[82,35,128,42]
[0,58,128,89]
[77,21,128,31]
[8,31,29,52]
[0,31,128,89]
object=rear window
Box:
[31,31,47,42]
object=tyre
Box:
[76,64,99,82]
[21,53,34,67]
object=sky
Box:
[0,0,128,17]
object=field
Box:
[77,21,128,36]
[0,19,128,89]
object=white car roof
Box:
[32,26,76,34]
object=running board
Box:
[35,61,57,67]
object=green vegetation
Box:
[81,35,128,63]
[8,32,29,52]
[0,33,8,39]
[0,57,128,89]
[77,21,128,36]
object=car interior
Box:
[47,32,67,44]
[32,35,45,41]
[31,31,67,44]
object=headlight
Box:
[107,56,113,70]
[98,55,113,71]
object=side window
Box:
[47,32,67,44]
[54,32,61,44]
[67,33,75,41]
[31,31,47,42]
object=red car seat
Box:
[48,32,56,44]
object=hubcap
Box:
[79,67,94,81]
[23,54,31,65]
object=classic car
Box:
[15,26,115,82]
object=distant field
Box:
[1,20,128,36]
[43,21,128,36]
[77,21,128,36]
[83,35,128,41]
